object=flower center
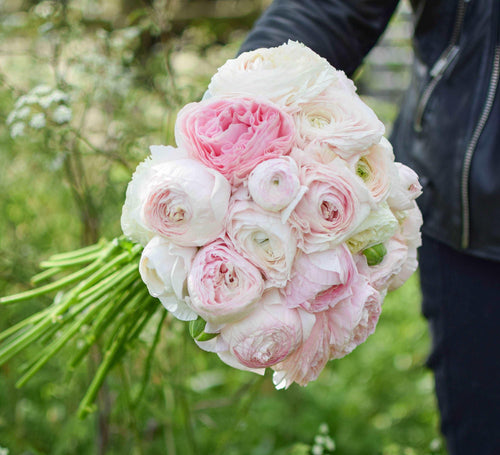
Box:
[168,206,185,222]
[321,200,338,221]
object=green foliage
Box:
[0,1,445,454]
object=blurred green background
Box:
[0,1,445,454]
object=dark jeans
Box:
[419,235,500,455]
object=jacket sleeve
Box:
[239,0,400,76]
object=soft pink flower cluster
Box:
[121,41,423,389]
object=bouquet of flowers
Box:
[0,41,422,414]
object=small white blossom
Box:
[39,89,69,108]
[52,105,72,124]
[31,84,52,97]
[34,1,55,19]
[10,121,25,138]
[14,94,37,108]
[0,446,9,455]
[29,113,46,129]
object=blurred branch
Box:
[70,127,132,172]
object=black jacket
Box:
[240,0,500,260]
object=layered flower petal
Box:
[187,239,265,324]
[175,97,295,184]
[208,41,343,111]
[140,158,230,246]
[226,198,298,287]
[139,236,197,321]
[218,290,314,369]
[292,159,372,253]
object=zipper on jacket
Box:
[414,0,469,132]
[461,45,500,249]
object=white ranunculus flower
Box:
[346,203,399,254]
[208,41,341,111]
[225,198,298,287]
[121,145,230,247]
[352,137,396,203]
[387,163,423,211]
[139,236,198,321]
[247,157,308,221]
[294,90,385,158]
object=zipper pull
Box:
[430,45,460,78]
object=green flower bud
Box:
[188,318,217,341]
[362,243,387,266]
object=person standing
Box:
[239,1,500,454]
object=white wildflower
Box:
[10,121,25,138]
[31,84,52,97]
[52,105,72,124]
[29,113,46,129]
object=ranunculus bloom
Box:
[326,279,382,359]
[387,163,423,210]
[225,197,298,287]
[139,236,197,321]
[187,239,265,324]
[247,157,307,221]
[292,159,372,253]
[283,244,357,313]
[272,312,330,389]
[121,146,230,247]
[207,41,342,111]
[121,145,188,246]
[140,158,230,247]
[217,290,315,370]
[294,89,385,159]
[352,137,395,203]
[175,97,295,184]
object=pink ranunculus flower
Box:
[139,236,198,321]
[272,312,331,389]
[326,278,382,359]
[351,137,396,203]
[292,159,372,253]
[186,239,265,325]
[121,145,189,246]
[225,197,298,287]
[294,89,385,160]
[140,158,230,247]
[207,41,341,112]
[217,289,316,370]
[247,157,308,222]
[283,244,357,313]
[174,97,295,185]
[387,163,423,211]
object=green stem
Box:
[77,313,144,419]
[48,240,106,261]
[0,241,119,305]
[69,286,147,370]
[40,251,102,269]
[16,292,114,388]
[0,307,52,343]
[133,309,166,408]
[0,262,99,305]
[31,267,64,285]
[77,262,139,301]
